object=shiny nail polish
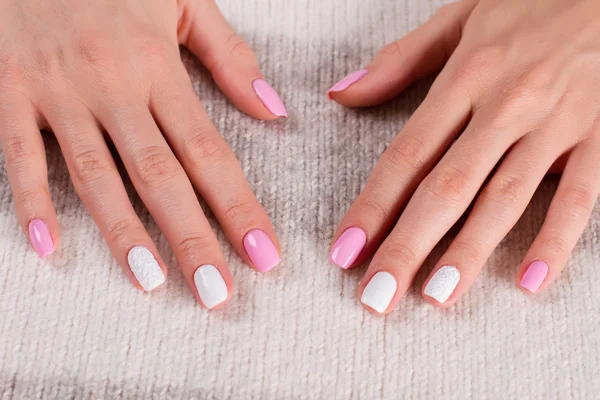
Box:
[243,229,280,273]
[360,271,397,313]
[127,246,166,291]
[194,265,228,309]
[28,219,54,258]
[424,265,460,304]
[327,69,368,96]
[329,227,367,269]
[520,260,549,293]
[252,79,287,117]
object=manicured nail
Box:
[252,79,287,117]
[327,69,368,96]
[243,229,280,273]
[28,219,54,258]
[360,271,397,313]
[520,260,549,293]
[424,265,460,304]
[127,246,166,291]
[329,227,367,269]
[194,264,228,309]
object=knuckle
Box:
[106,219,134,245]
[222,199,255,223]
[182,129,232,170]
[225,33,256,61]
[14,188,43,213]
[539,234,569,256]
[482,174,524,207]
[383,242,417,267]
[134,146,182,187]
[32,40,66,76]
[3,135,29,164]
[423,166,470,204]
[384,135,426,172]
[558,185,596,216]
[0,53,19,87]
[176,235,212,262]
[380,41,404,59]
[454,45,502,84]
[71,149,113,186]
[356,196,389,223]
[449,240,482,265]
[75,34,115,70]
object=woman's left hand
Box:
[327,0,600,314]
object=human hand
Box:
[328,0,600,313]
[0,0,286,308]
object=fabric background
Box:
[1,0,599,398]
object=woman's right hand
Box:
[0,0,285,308]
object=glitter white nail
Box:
[424,265,460,304]
[360,271,397,313]
[194,265,228,309]
[127,246,165,291]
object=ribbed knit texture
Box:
[1,0,600,398]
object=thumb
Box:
[328,0,476,108]
[178,0,287,120]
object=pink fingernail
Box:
[252,79,287,117]
[28,219,54,258]
[520,260,549,293]
[327,69,368,96]
[243,229,280,273]
[329,227,367,269]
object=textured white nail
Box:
[360,271,397,313]
[127,246,166,291]
[194,265,228,309]
[424,265,460,303]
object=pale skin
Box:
[329,0,600,313]
[0,0,283,308]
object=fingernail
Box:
[329,227,367,269]
[252,79,287,117]
[327,69,368,96]
[127,246,166,291]
[360,271,397,313]
[194,264,228,309]
[28,219,54,258]
[520,260,549,293]
[424,265,460,304]
[243,229,280,273]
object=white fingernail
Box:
[360,271,397,313]
[127,246,166,291]
[194,265,228,309]
[424,265,460,303]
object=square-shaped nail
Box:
[360,271,397,313]
[28,219,54,258]
[243,229,280,273]
[127,246,166,291]
[423,265,460,304]
[520,260,548,293]
[329,227,367,269]
[194,265,228,309]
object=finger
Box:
[0,94,59,258]
[150,67,280,273]
[421,130,558,307]
[329,82,471,270]
[177,0,286,119]
[517,138,600,294]
[42,100,167,291]
[358,107,524,315]
[327,0,477,107]
[94,93,233,308]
